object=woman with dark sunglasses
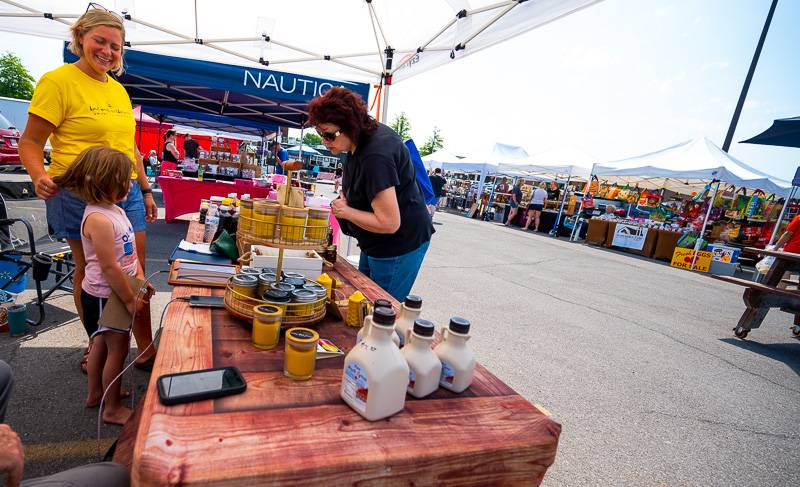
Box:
[308,87,433,301]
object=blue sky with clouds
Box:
[1,0,798,181]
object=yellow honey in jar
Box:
[253,199,280,239]
[279,206,308,242]
[306,207,330,242]
[290,289,318,318]
[252,305,282,350]
[230,274,258,299]
[239,198,253,234]
[284,327,319,380]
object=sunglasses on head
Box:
[85,2,124,19]
[316,128,341,142]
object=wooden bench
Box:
[712,247,800,338]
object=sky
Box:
[1,0,798,181]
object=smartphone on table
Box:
[188,295,225,308]
[157,366,247,405]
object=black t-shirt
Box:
[512,186,523,203]
[429,174,446,198]
[184,139,200,159]
[340,123,433,257]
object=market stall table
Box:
[157,176,272,222]
[585,218,610,246]
[122,259,561,486]
[604,222,658,257]
[652,229,684,260]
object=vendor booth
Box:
[579,136,792,272]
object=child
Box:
[53,147,152,425]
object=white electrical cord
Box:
[94,269,176,460]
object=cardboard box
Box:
[249,246,323,279]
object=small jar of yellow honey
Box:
[230,274,258,299]
[306,207,330,242]
[239,198,253,234]
[284,327,319,380]
[279,206,308,242]
[253,199,280,239]
[291,289,318,318]
[252,305,282,350]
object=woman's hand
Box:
[33,173,59,200]
[143,194,157,223]
[331,191,351,220]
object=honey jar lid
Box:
[286,327,319,344]
[254,305,281,316]
[413,319,435,337]
[291,289,318,302]
[448,316,470,334]
[269,282,295,292]
[264,289,290,302]
[374,298,392,310]
[404,295,423,309]
[372,307,396,326]
[231,274,258,287]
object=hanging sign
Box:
[670,248,713,273]
[611,224,648,250]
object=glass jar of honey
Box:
[253,199,280,240]
[230,274,258,298]
[306,207,330,242]
[291,288,318,318]
[239,198,254,234]
[279,206,308,242]
[284,327,319,380]
[252,305,282,350]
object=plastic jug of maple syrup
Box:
[394,295,423,348]
[434,317,475,393]
[341,307,409,421]
[356,299,398,346]
[401,319,441,398]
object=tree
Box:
[390,112,412,141]
[303,132,322,146]
[419,127,444,156]
[0,52,35,100]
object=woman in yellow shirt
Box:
[19,8,157,371]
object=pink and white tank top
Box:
[81,204,139,298]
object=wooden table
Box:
[585,218,609,246]
[713,247,800,338]
[126,260,561,486]
[652,229,683,260]
[603,222,658,257]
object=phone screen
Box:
[158,368,245,401]
[188,295,226,308]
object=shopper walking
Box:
[428,167,447,217]
[308,87,433,301]
[505,179,523,226]
[523,183,548,232]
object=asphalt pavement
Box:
[0,176,798,486]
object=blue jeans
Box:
[46,180,146,240]
[359,241,430,302]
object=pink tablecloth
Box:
[158,176,272,222]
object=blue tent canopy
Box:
[63,45,371,136]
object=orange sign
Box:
[670,248,713,273]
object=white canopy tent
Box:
[421,149,466,171]
[592,136,791,197]
[0,0,604,122]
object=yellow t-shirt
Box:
[28,63,137,179]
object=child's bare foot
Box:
[86,389,131,408]
[102,405,132,425]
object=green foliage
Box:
[0,52,35,100]
[303,132,322,146]
[390,112,412,141]
[419,127,445,156]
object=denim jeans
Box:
[359,241,430,302]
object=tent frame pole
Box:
[690,180,720,271]
[551,170,572,237]
[767,185,797,247]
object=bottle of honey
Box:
[341,307,408,421]
[394,295,423,348]
[401,319,441,398]
[434,317,475,393]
